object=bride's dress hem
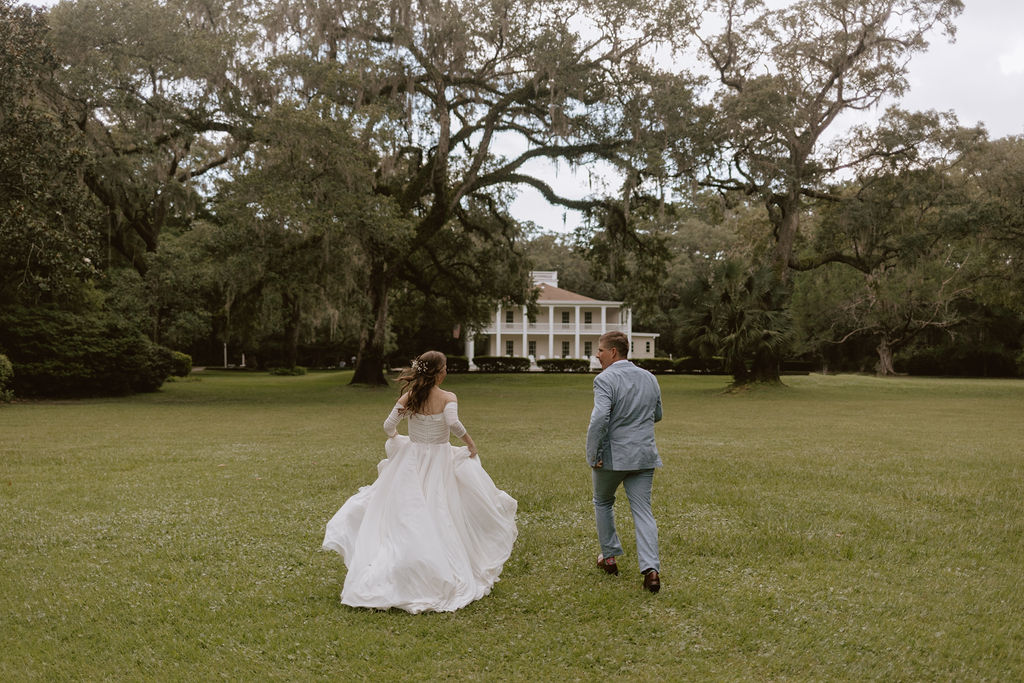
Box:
[322,432,517,614]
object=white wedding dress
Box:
[322,402,518,613]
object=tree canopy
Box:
[1,0,1022,396]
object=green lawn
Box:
[2,371,1022,680]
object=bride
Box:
[322,351,518,613]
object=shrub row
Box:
[464,355,738,374]
[460,355,815,375]
[632,357,816,375]
[0,306,176,397]
[631,358,677,374]
[0,353,13,402]
[170,351,193,377]
[268,365,307,376]
[537,358,591,373]
[627,357,732,374]
[472,355,532,372]
[445,355,470,373]
[900,346,1020,378]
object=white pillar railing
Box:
[495,304,502,357]
[574,304,581,358]
[547,304,555,358]
[522,305,528,359]
[627,307,633,350]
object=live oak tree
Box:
[790,116,985,375]
[0,0,99,304]
[672,0,965,382]
[792,253,972,375]
[207,105,396,370]
[258,0,694,384]
[966,136,1024,315]
[44,0,263,276]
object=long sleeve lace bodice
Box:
[383,401,467,444]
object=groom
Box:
[586,331,663,593]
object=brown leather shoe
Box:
[596,553,619,576]
[642,569,660,593]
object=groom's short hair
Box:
[600,331,629,358]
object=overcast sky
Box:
[511,0,1024,232]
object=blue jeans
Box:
[592,467,659,573]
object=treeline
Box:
[1,0,1021,399]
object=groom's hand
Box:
[593,459,603,469]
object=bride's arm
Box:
[443,401,476,457]
[383,402,404,437]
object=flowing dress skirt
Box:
[322,435,518,613]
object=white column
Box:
[574,304,581,358]
[465,334,474,368]
[547,304,554,358]
[601,306,607,334]
[495,304,502,357]
[627,307,633,351]
[522,305,528,358]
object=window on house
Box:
[505,340,514,356]
[584,312,592,325]
[584,341,592,357]
[630,341,634,353]
[505,309,514,324]
[561,341,570,358]
[528,340,536,357]
[646,341,651,353]
[561,311,570,324]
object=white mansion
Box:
[464,271,659,367]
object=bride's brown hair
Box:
[397,350,446,414]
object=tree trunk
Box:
[743,201,797,386]
[875,337,896,376]
[750,346,782,384]
[771,194,801,284]
[350,255,390,386]
[728,356,749,385]
[282,291,302,369]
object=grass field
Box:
[2,370,1023,680]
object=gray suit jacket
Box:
[586,359,663,470]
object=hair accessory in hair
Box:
[411,359,426,374]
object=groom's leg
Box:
[623,469,659,573]
[592,469,625,559]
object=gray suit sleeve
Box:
[586,374,613,466]
[654,381,663,423]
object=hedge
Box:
[537,358,590,373]
[0,353,13,402]
[445,355,470,373]
[674,356,727,374]
[170,351,193,377]
[472,355,531,372]
[0,305,175,397]
[781,360,816,374]
[900,346,1020,378]
[269,365,307,376]
[631,357,675,374]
